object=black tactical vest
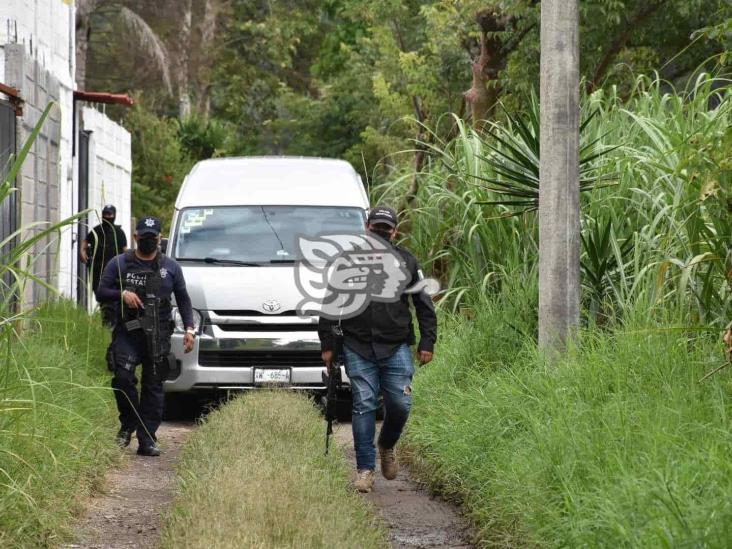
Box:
[120,251,172,330]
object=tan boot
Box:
[379,445,399,480]
[354,469,375,493]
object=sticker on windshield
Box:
[180,209,215,234]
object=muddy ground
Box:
[334,423,473,549]
[66,422,195,549]
[68,419,471,548]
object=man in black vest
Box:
[96,216,196,456]
[81,205,127,326]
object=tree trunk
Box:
[464,31,495,126]
[464,9,506,128]
[196,0,219,118]
[392,19,428,216]
[177,0,193,119]
[586,0,667,93]
[538,0,580,355]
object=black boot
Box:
[115,428,133,448]
[137,443,161,457]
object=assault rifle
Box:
[124,266,167,380]
[323,324,344,455]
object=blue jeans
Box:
[344,343,415,471]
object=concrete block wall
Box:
[1,0,75,304]
[82,105,132,248]
[0,0,75,92]
[1,0,133,308]
[4,43,63,305]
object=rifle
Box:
[124,262,167,380]
[323,325,344,455]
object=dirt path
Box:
[66,422,195,549]
[334,423,473,549]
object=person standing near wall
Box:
[80,205,127,325]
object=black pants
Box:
[110,338,165,447]
[91,265,116,328]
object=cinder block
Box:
[20,201,35,228]
[4,44,27,97]
[20,175,35,203]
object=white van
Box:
[164,157,368,403]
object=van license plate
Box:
[254,369,291,384]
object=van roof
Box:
[175,156,369,209]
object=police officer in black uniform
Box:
[96,216,196,456]
[81,205,128,326]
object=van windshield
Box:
[173,206,366,264]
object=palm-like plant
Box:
[440,93,617,215]
[580,215,634,322]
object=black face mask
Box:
[103,216,116,225]
[369,227,393,241]
[137,238,158,254]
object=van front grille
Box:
[216,323,318,332]
[199,350,323,368]
[212,309,299,317]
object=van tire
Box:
[163,392,198,420]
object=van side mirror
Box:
[160,237,169,254]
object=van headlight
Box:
[172,307,202,333]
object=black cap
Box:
[367,205,397,228]
[102,204,116,215]
[136,216,162,236]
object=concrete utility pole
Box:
[539,0,580,353]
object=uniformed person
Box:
[96,216,196,456]
[81,205,128,326]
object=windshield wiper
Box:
[178,257,262,267]
[268,259,296,264]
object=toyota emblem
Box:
[262,299,281,313]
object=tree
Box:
[538,0,580,354]
[75,0,172,93]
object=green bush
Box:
[0,302,118,548]
[124,103,195,230]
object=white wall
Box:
[82,106,132,241]
[0,0,75,88]
[1,1,133,307]
[0,0,76,299]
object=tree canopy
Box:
[80,0,731,215]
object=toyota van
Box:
[164,157,368,407]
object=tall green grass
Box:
[379,71,732,546]
[0,103,118,547]
[379,73,732,326]
[0,301,118,547]
[405,290,732,547]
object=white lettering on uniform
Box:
[125,273,147,287]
